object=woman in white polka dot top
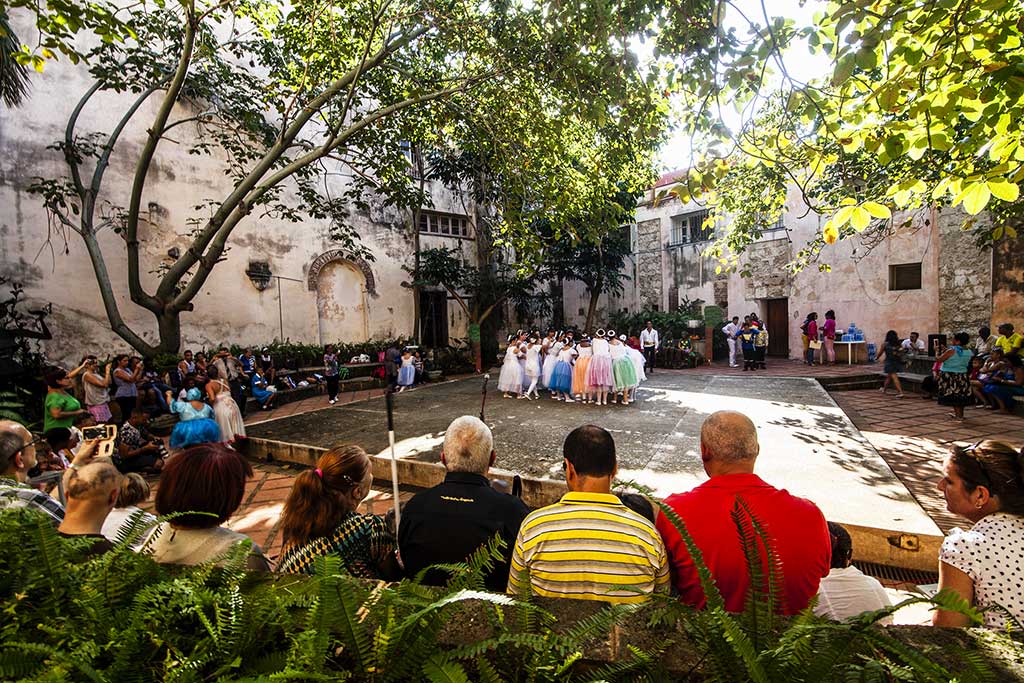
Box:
[935,440,1024,630]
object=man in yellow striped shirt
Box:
[507,425,669,604]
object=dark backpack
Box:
[800,319,810,335]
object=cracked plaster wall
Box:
[0,16,473,363]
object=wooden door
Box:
[419,290,449,347]
[765,298,789,357]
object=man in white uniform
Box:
[722,316,740,368]
[639,320,659,375]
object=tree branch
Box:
[157,23,431,302]
[125,1,198,313]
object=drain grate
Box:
[857,560,937,586]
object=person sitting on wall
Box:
[656,411,831,614]
[57,460,121,556]
[398,416,529,592]
[974,326,996,360]
[0,420,67,523]
[814,522,893,624]
[277,445,399,579]
[901,332,927,355]
[980,354,1024,414]
[933,440,1024,630]
[508,425,669,604]
[993,323,1023,361]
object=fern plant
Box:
[650,497,995,682]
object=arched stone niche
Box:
[307,250,377,297]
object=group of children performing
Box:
[497,328,647,405]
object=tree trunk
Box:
[155,311,183,355]
[584,272,604,333]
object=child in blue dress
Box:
[397,349,416,392]
[250,366,278,410]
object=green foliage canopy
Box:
[661,0,1024,269]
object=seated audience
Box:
[901,332,927,355]
[981,355,1024,414]
[57,460,121,555]
[974,326,995,359]
[142,443,270,571]
[656,411,831,614]
[508,425,669,604]
[250,366,277,410]
[116,408,166,473]
[934,441,1024,630]
[0,420,66,523]
[399,416,529,591]
[101,472,156,548]
[814,522,892,624]
[993,323,1023,360]
[278,445,398,578]
[43,427,76,470]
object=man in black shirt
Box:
[398,416,529,591]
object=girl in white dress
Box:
[206,366,246,442]
[397,350,416,391]
[541,330,559,393]
[625,335,647,403]
[523,336,543,400]
[498,335,525,398]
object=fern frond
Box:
[422,655,472,683]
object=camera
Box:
[81,424,117,441]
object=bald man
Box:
[0,419,65,523]
[655,411,831,614]
[57,460,121,555]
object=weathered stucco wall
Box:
[992,236,1024,333]
[0,21,474,363]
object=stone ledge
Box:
[242,435,944,572]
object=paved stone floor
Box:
[832,390,1024,534]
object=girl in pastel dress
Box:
[498,335,525,398]
[572,335,593,402]
[625,335,647,403]
[609,332,638,405]
[397,349,416,392]
[523,336,543,400]
[549,337,576,401]
[586,329,615,406]
[541,331,560,395]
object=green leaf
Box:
[987,181,1019,202]
[956,182,992,215]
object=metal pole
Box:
[277,276,284,342]
[385,389,401,527]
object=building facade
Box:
[564,171,1022,360]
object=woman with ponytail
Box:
[277,445,398,578]
[934,440,1024,629]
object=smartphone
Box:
[81,424,117,441]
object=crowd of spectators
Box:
[3,403,1022,631]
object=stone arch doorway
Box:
[308,251,377,344]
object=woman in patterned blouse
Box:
[934,440,1024,629]
[277,445,399,578]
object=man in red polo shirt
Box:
[656,411,831,614]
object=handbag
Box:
[809,340,822,350]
